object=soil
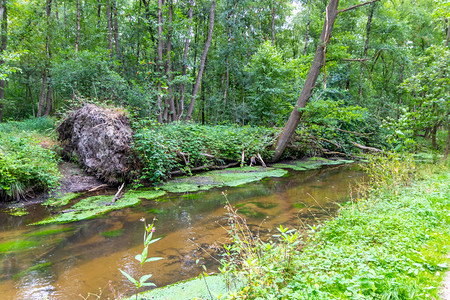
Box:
[2,161,109,208]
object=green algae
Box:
[12,262,51,280]
[5,207,29,216]
[101,229,124,238]
[25,227,74,237]
[237,207,266,218]
[0,240,40,253]
[128,274,241,300]
[31,189,166,225]
[162,167,288,193]
[126,189,166,200]
[274,158,354,171]
[43,193,82,207]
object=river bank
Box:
[135,161,450,299]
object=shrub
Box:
[132,121,279,184]
[0,119,60,201]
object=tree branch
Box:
[338,0,380,14]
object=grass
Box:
[221,157,450,299]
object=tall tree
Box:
[185,0,215,121]
[0,0,6,122]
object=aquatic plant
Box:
[120,219,163,300]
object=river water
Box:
[0,165,363,299]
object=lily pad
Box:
[43,193,82,207]
[162,167,288,193]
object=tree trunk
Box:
[112,0,121,59]
[106,0,113,57]
[272,0,340,162]
[358,2,375,104]
[75,0,80,54]
[431,124,438,149]
[178,0,194,119]
[185,1,215,121]
[97,0,101,28]
[0,0,7,122]
[303,6,311,55]
[166,1,176,122]
[44,81,52,116]
[156,0,164,123]
[445,118,450,159]
[54,0,59,21]
[271,1,275,46]
[37,73,48,117]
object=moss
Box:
[127,274,242,300]
[5,207,29,216]
[162,167,288,193]
[43,193,82,207]
[274,158,354,171]
[0,240,40,253]
[12,262,51,280]
[31,189,166,225]
[24,227,74,237]
[126,189,167,200]
[101,229,124,238]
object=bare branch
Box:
[338,0,380,14]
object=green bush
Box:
[132,122,279,184]
[0,120,60,201]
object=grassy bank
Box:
[221,159,450,299]
[0,118,60,201]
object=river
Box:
[0,164,363,299]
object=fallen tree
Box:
[58,104,133,184]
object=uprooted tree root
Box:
[58,104,134,184]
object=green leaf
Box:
[120,269,138,285]
[145,257,164,263]
[139,274,153,283]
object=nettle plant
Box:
[120,219,163,300]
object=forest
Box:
[0,0,449,299]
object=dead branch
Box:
[110,183,125,205]
[256,153,267,167]
[352,141,383,153]
[88,184,109,192]
[338,0,380,14]
[319,137,342,149]
[170,162,240,176]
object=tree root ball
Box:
[58,104,133,184]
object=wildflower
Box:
[140,217,145,222]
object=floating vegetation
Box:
[274,158,354,171]
[101,229,124,238]
[5,206,29,216]
[43,193,82,207]
[0,240,40,253]
[24,227,74,237]
[31,189,166,225]
[162,167,288,193]
[12,262,51,280]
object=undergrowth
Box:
[221,155,450,299]
[132,121,279,184]
[0,117,60,201]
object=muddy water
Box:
[0,165,363,300]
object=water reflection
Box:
[0,165,363,299]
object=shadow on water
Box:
[0,164,364,299]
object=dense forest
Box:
[0,0,448,133]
